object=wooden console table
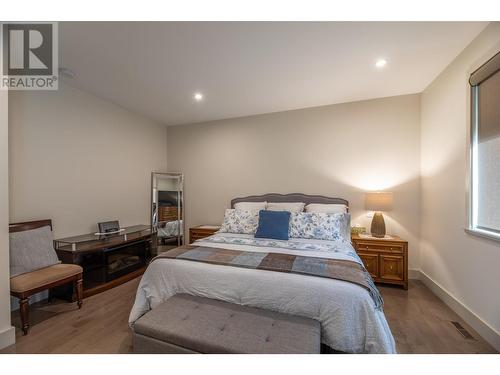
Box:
[54,225,153,299]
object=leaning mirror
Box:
[151,172,184,254]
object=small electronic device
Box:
[98,220,120,234]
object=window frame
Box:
[466,51,500,241]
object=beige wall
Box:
[420,22,500,348]
[168,94,421,269]
[0,90,15,349]
[9,82,168,238]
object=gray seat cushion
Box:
[133,294,321,354]
[9,225,60,277]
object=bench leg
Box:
[76,278,83,309]
[19,297,30,335]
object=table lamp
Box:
[365,192,393,238]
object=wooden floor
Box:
[1,279,497,354]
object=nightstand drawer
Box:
[355,241,404,254]
[190,234,207,242]
[379,255,404,281]
[190,232,213,242]
[357,252,379,279]
[189,226,221,243]
[351,234,408,289]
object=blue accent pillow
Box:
[255,210,291,240]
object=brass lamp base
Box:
[370,212,386,238]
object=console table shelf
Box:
[54,225,153,299]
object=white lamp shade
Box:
[365,192,393,212]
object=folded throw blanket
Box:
[153,245,383,310]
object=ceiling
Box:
[59,22,487,126]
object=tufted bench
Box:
[132,294,321,354]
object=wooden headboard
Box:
[9,219,53,233]
[231,193,348,211]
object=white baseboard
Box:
[0,325,15,350]
[408,269,421,280]
[411,269,500,352]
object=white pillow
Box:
[219,209,259,234]
[266,202,305,213]
[234,201,267,212]
[305,203,348,214]
[289,212,350,242]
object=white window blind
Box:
[469,52,500,238]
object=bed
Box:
[157,219,183,238]
[129,193,396,354]
[155,204,183,243]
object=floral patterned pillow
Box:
[289,212,350,241]
[218,209,259,234]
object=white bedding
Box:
[129,233,396,353]
[157,220,183,238]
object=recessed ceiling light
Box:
[193,92,204,101]
[375,59,388,68]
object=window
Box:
[468,51,500,240]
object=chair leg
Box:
[19,297,30,335]
[76,278,83,309]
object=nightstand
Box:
[189,225,221,243]
[351,234,408,289]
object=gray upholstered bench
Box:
[133,294,321,354]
